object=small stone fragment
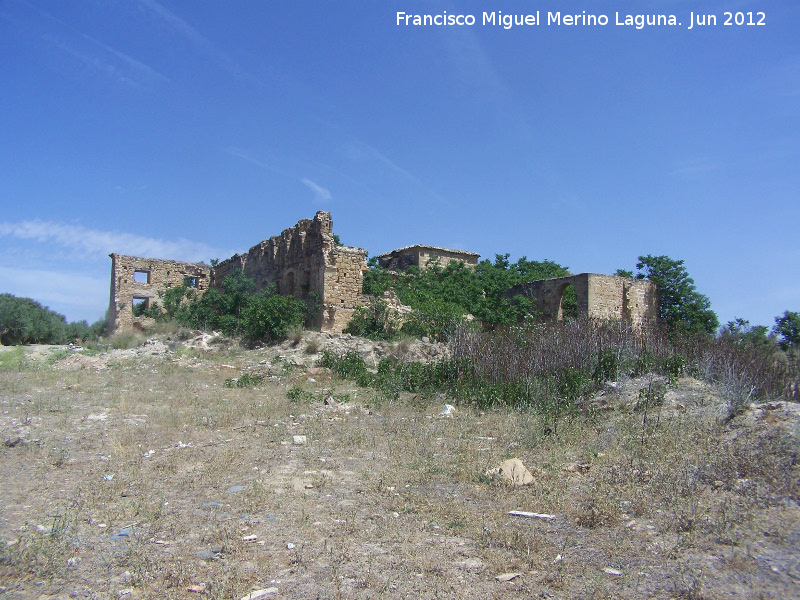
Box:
[239,589,278,600]
[508,511,556,520]
[187,584,206,593]
[495,572,522,582]
[292,435,307,445]
[486,459,534,486]
[603,567,622,576]
[439,404,456,417]
[562,462,591,473]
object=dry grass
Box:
[0,342,798,599]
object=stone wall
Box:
[376,245,480,271]
[209,211,367,333]
[108,254,211,331]
[109,212,367,334]
[504,273,659,327]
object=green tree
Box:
[774,311,800,352]
[633,255,718,334]
[0,293,105,345]
[241,285,305,342]
[362,256,395,296]
[361,253,569,326]
[720,318,774,351]
[0,293,68,345]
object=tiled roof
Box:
[375,244,480,258]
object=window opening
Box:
[132,297,149,317]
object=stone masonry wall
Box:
[210,211,367,333]
[504,273,658,327]
[377,245,480,271]
[109,254,211,331]
[109,212,367,334]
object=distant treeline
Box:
[0,293,106,346]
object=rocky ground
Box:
[1,334,798,599]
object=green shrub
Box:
[344,299,399,340]
[593,350,619,383]
[241,287,305,343]
[224,373,263,388]
[361,254,571,328]
[137,270,313,343]
[633,350,656,377]
[319,350,370,381]
[286,386,316,402]
[662,354,687,383]
[558,366,591,401]
[402,300,465,341]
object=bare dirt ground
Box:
[1,335,799,599]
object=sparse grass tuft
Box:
[288,325,304,347]
[304,337,321,354]
[0,346,29,371]
[108,330,144,349]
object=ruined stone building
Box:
[375,245,480,271]
[504,273,659,327]
[210,212,367,332]
[108,255,212,332]
[109,212,367,333]
[109,212,658,335]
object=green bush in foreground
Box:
[142,271,314,343]
[320,319,798,434]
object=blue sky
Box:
[1,0,797,328]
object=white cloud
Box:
[136,0,261,85]
[78,30,170,85]
[136,0,209,48]
[224,146,291,177]
[0,221,228,263]
[344,140,452,207]
[15,1,168,88]
[301,178,332,204]
[670,156,721,181]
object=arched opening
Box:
[284,271,296,297]
[557,284,578,321]
[300,269,311,295]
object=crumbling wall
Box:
[505,273,658,327]
[376,245,480,271]
[109,212,366,335]
[108,254,211,331]
[211,211,367,333]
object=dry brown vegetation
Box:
[1,337,798,599]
